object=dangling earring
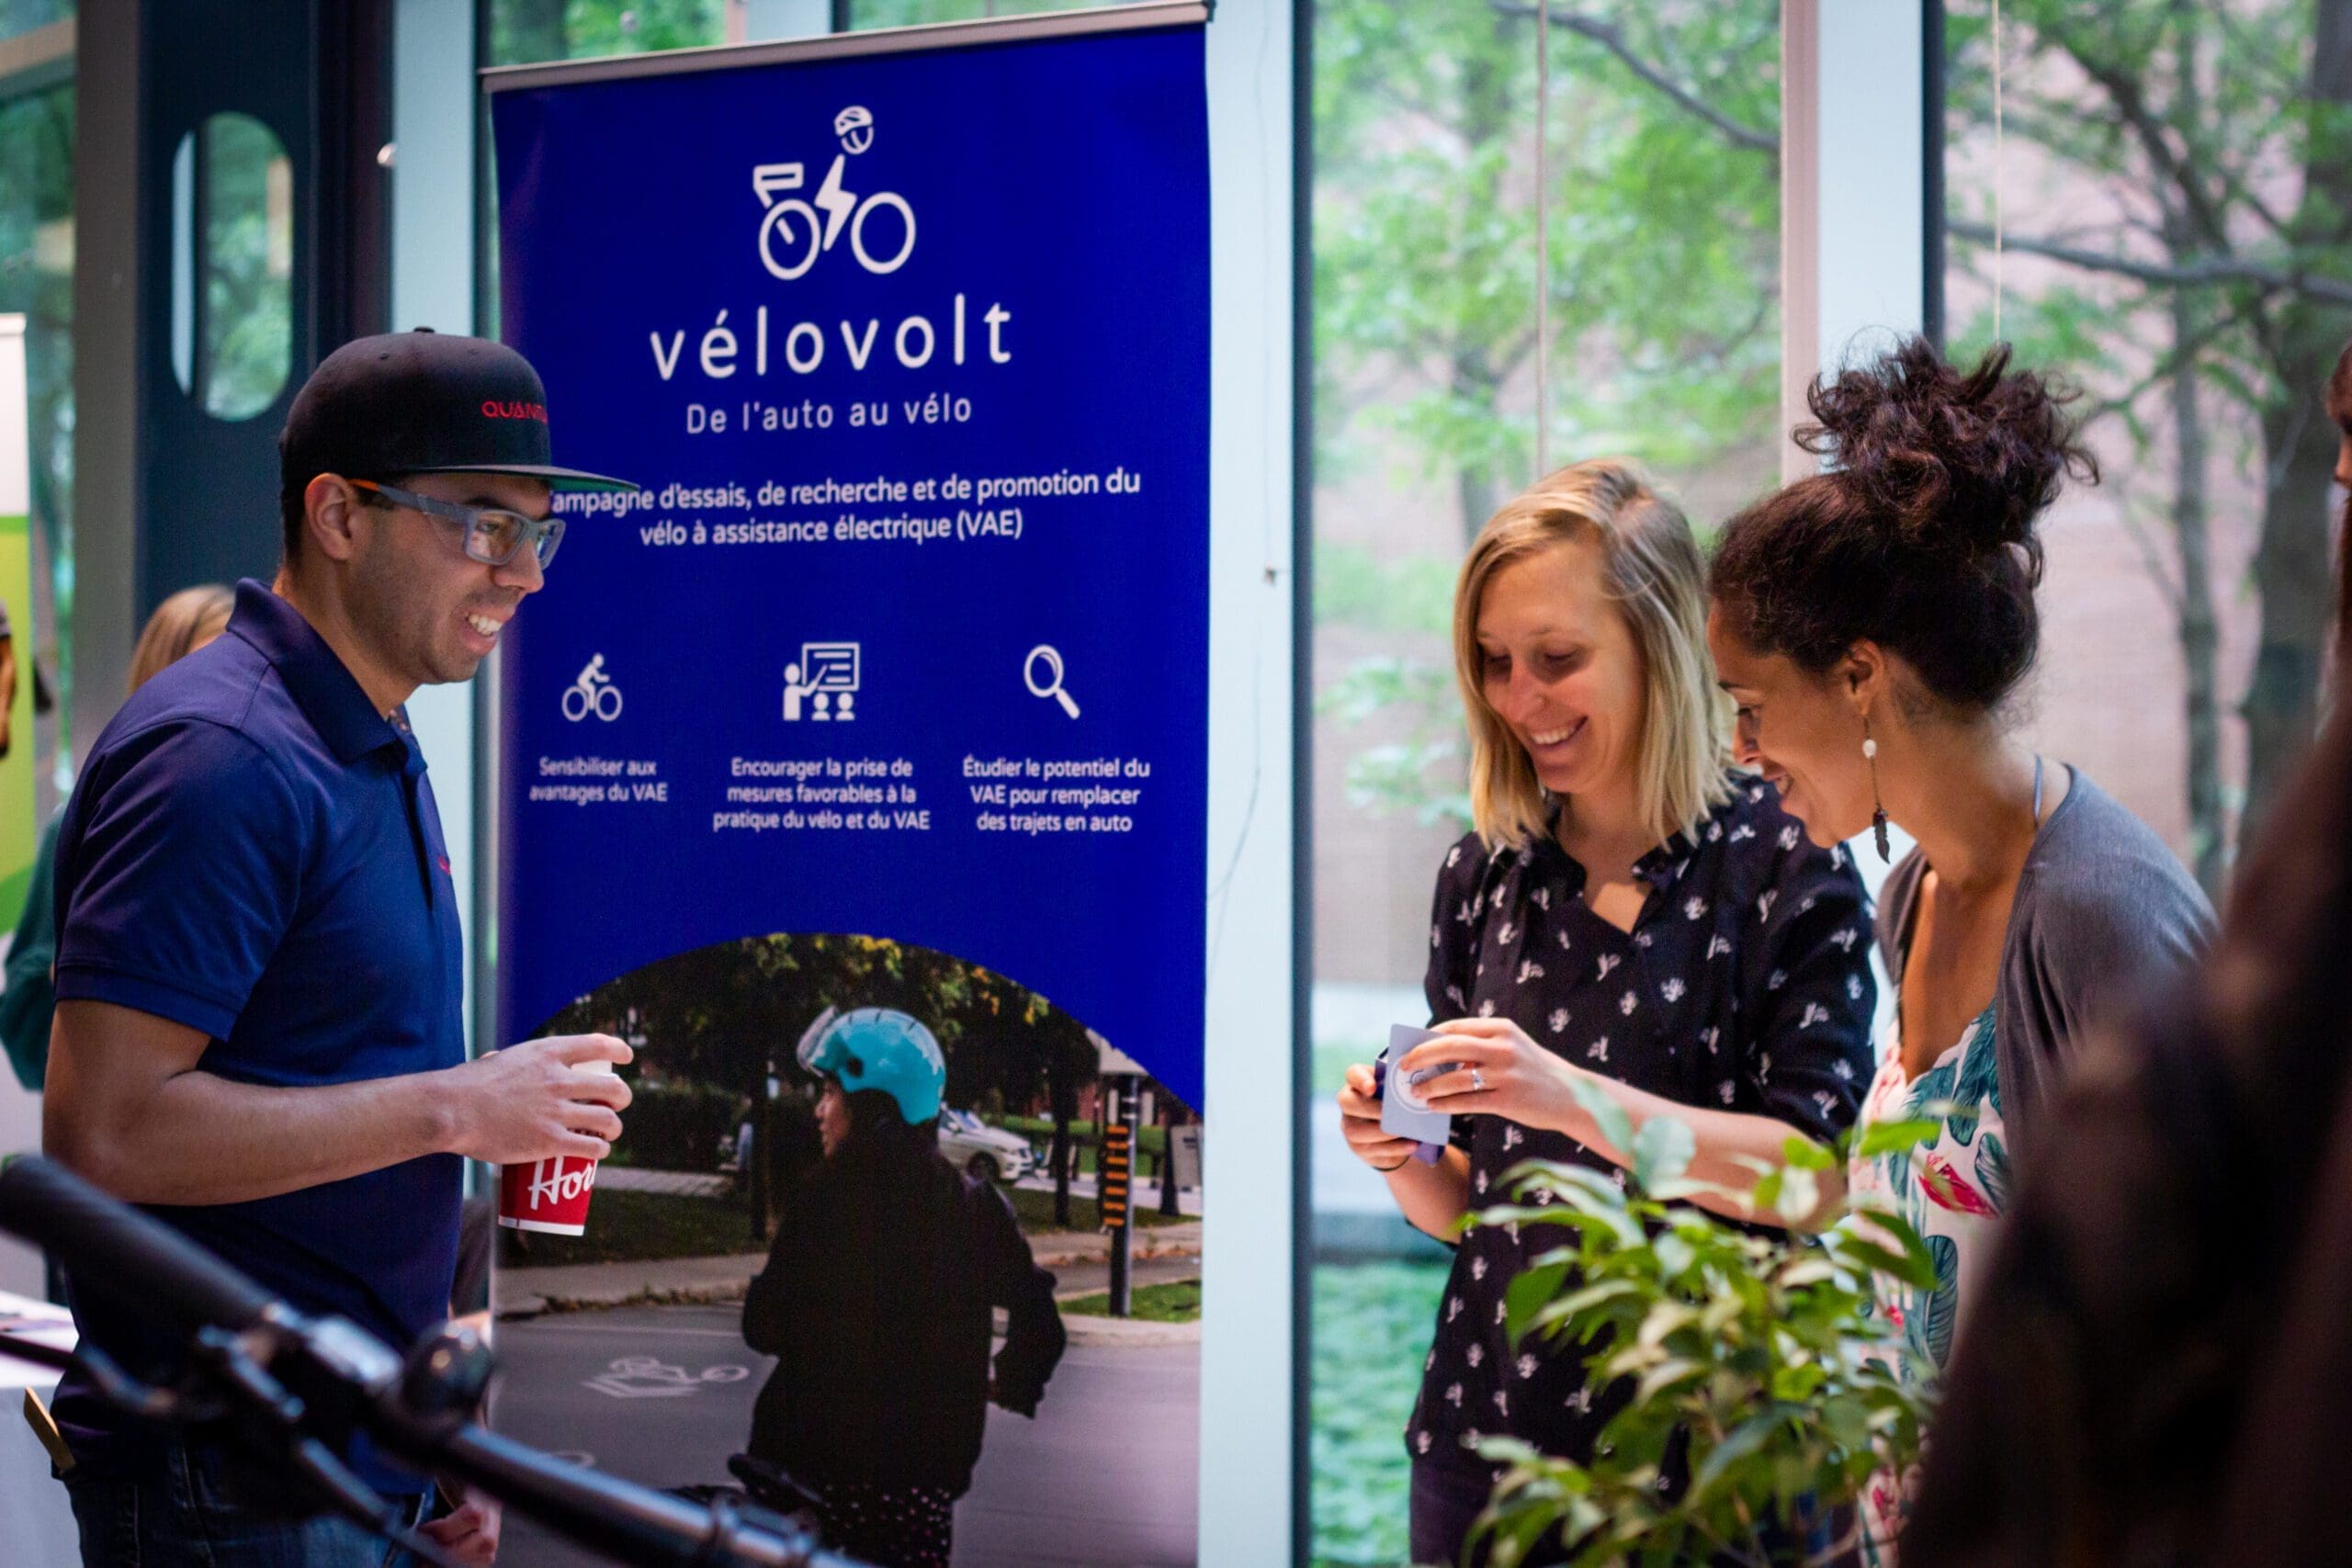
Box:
[1862,716,1891,863]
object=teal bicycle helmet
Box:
[797,1006,945,1124]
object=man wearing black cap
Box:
[42,331,637,1566]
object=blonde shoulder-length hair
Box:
[129,583,234,694]
[1453,459,1731,852]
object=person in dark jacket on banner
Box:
[741,1006,1066,1568]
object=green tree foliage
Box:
[490,0,724,66]
[197,115,293,421]
[549,932,1130,1232]
[540,931,1111,1118]
[849,0,1097,25]
[1944,0,2352,880]
[1315,0,1781,538]
[1315,1,1781,830]
[488,0,1097,62]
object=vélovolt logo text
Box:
[649,103,1012,396]
[754,106,916,281]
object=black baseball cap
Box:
[280,328,637,496]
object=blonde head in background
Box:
[129,584,236,694]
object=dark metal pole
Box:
[1105,1208,1131,1316]
[1050,1046,1072,1227]
[1922,0,1948,350]
[1158,1098,1182,1217]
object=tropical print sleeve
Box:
[1850,1003,2011,1568]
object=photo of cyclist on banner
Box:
[736,1007,1066,1568]
[488,931,1204,1568]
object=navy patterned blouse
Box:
[1408,773,1876,1473]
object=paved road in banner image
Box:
[491,1304,1201,1568]
[598,1167,1204,1218]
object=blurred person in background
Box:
[5,585,233,1312]
[0,592,18,757]
[1334,458,1878,1567]
[1,584,234,1096]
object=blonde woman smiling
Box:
[1334,459,1877,1564]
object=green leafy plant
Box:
[1464,1081,1941,1568]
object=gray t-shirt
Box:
[1874,768,2214,1141]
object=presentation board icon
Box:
[785,641,860,722]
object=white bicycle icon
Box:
[583,1357,751,1400]
[562,654,623,722]
[753,144,915,281]
[608,1357,748,1386]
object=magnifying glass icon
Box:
[1024,645,1081,719]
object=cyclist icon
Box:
[562,654,623,722]
[752,106,915,281]
[584,1356,750,1400]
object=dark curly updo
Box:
[1711,337,2098,714]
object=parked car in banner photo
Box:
[938,1108,1033,1183]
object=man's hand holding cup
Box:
[439,1033,631,1236]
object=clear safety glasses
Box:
[348,479,566,570]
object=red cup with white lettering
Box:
[497,1059,613,1236]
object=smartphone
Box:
[1377,1023,1458,1160]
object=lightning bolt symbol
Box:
[814,155,855,252]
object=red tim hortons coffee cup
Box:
[497,1058,614,1236]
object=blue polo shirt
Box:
[50,580,465,1491]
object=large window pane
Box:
[848,0,1103,22]
[488,0,723,67]
[171,112,293,422]
[1942,1,2347,898]
[481,4,728,336]
[1307,5,1781,1561]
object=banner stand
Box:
[480,6,1296,1562]
[480,0,1212,94]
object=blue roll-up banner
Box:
[488,17,1209,1565]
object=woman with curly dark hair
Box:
[1892,334,2352,1568]
[1704,337,2214,1562]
